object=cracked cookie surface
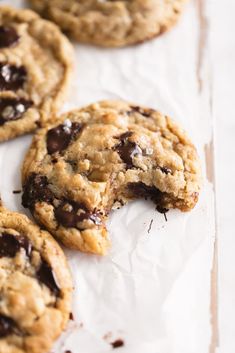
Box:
[0,6,73,141]
[0,205,72,353]
[22,100,201,255]
[28,0,187,47]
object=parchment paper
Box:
[0,1,216,352]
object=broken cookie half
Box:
[22,100,202,255]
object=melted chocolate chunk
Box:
[0,26,19,48]
[54,201,102,229]
[0,314,16,337]
[129,106,154,118]
[37,259,60,296]
[114,131,142,169]
[111,339,124,349]
[0,97,32,125]
[22,173,54,210]
[128,182,164,204]
[47,122,83,154]
[0,233,31,257]
[0,63,27,91]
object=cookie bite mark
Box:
[0,233,31,257]
[37,259,60,296]
[0,25,19,48]
[0,63,27,91]
[47,121,84,154]
[0,97,32,125]
[128,182,163,203]
[114,131,142,169]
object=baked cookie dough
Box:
[22,100,201,255]
[0,6,73,141]
[28,0,187,47]
[0,203,72,353]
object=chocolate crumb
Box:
[69,312,74,320]
[147,219,153,234]
[156,206,169,221]
[12,190,21,194]
[64,351,72,353]
[111,339,124,349]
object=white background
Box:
[0,0,234,352]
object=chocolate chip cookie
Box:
[0,203,72,353]
[28,0,187,47]
[0,6,73,141]
[22,100,201,255]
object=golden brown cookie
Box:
[0,6,74,141]
[28,0,188,47]
[22,100,201,255]
[0,203,72,353]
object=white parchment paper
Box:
[0,1,216,352]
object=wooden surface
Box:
[211,1,235,353]
[200,0,234,352]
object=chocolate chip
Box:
[0,97,32,125]
[0,26,19,48]
[54,201,102,229]
[69,312,74,320]
[0,314,16,337]
[128,182,163,204]
[37,259,60,296]
[22,173,54,210]
[129,106,154,118]
[54,206,78,228]
[0,63,27,91]
[47,122,83,154]
[0,233,31,258]
[159,167,172,174]
[111,339,124,349]
[114,131,142,169]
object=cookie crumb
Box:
[103,331,112,340]
[69,312,74,320]
[12,190,21,194]
[111,339,124,349]
[147,219,153,234]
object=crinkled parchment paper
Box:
[0,1,216,352]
